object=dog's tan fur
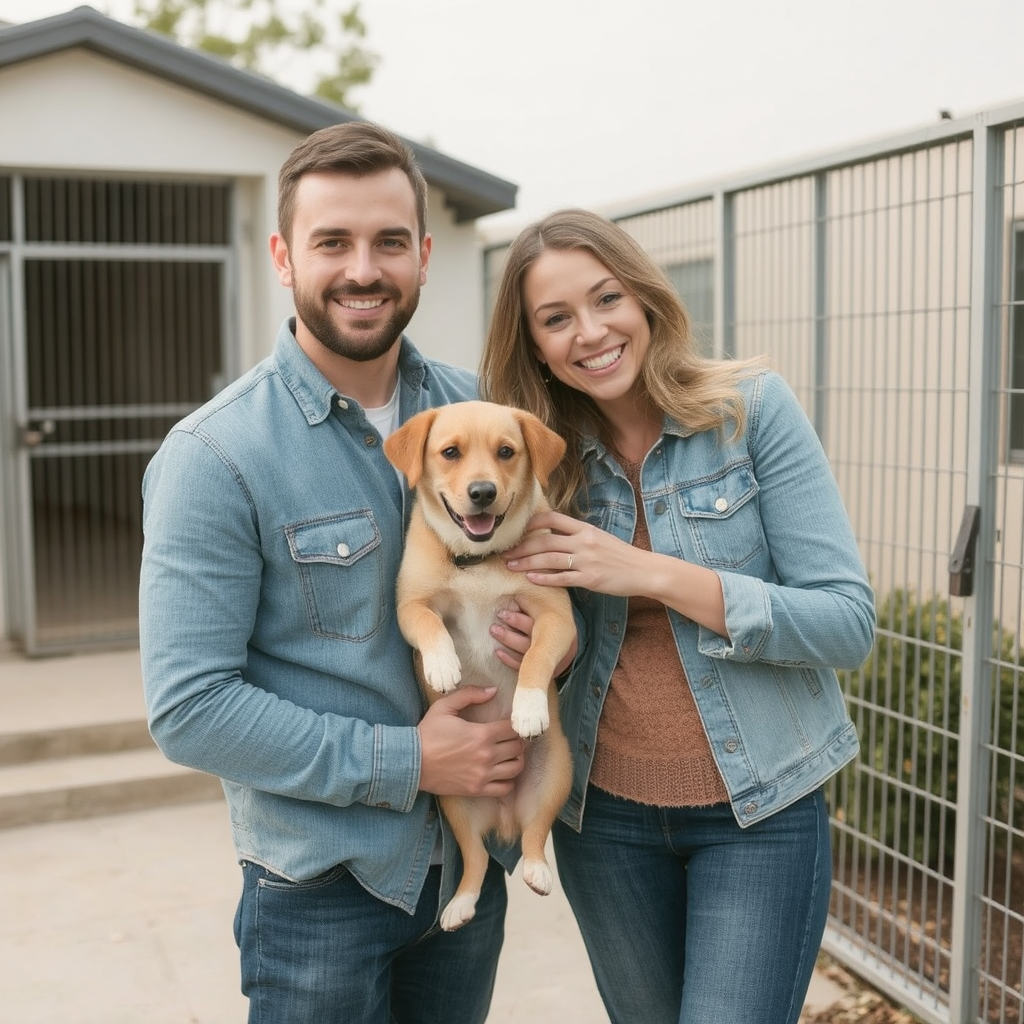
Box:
[384,400,574,932]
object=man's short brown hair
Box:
[277,121,428,244]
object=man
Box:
[139,121,526,1023]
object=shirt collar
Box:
[272,318,428,425]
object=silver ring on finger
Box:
[566,554,573,571]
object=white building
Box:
[0,6,516,654]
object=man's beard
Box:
[294,281,421,363]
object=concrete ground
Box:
[1,649,848,1022]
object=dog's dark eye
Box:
[497,445,515,460]
[441,446,460,460]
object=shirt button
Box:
[376,801,391,809]
[591,685,601,698]
[653,500,667,515]
[336,397,349,410]
[336,542,350,557]
[365,434,378,446]
[714,497,729,512]
[724,739,739,753]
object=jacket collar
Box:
[272,318,428,426]
[579,414,691,462]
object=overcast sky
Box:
[3,0,1024,232]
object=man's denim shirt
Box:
[140,320,480,913]
[559,370,876,832]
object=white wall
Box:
[0,47,495,645]
[0,48,487,369]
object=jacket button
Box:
[700,676,713,688]
[724,739,739,753]
[591,685,601,697]
[376,801,391,809]
[336,542,350,557]
[743,802,758,815]
[580,742,591,754]
[607,622,620,634]
[365,434,378,446]
[653,500,667,515]
[715,497,729,512]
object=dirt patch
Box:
[827,843,1024,1023]
[801,956,921,1024]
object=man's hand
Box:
[417,686,526,797]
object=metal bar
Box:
[947,121,1003,1024]
[712,189,734,359]
[813,172,828,436]
[11,243,232,261]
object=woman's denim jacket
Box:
[140,321,483,913]
[559,370,875,831]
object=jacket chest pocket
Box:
[677,463,764,569]
[286,511,385,641]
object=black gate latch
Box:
[949,505,980,597]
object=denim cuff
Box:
[698,571,771,662]
[366,724,420,812]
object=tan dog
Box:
[383,400,575,932]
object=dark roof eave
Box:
[0,5,517,221]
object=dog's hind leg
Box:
[517,729,572,896]
[520,816,556,896]
[438,801,493,932]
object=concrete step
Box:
[0,746,222,829]
[0,718,154,766]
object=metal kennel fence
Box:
[485,101,1024,1024]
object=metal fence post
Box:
[712,189,734,360]
[947,121,1003,1024]
[812,171,829,438]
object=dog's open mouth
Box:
[442,495,507,543]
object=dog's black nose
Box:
[467,480,497,508]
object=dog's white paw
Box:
[421,641,462,693]
[522,859,553,896]
[440,892,479,931]
[511,688,549,738]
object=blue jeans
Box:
[552,786,831,1024]
[234,857,507,1023]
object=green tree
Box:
[122,0,378,111]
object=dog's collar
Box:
[453,552,491,569]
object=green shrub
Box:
[837,589,1022,873]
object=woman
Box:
[481,209,874,1024]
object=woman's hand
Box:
[505,511,729,636]
[490,602,577,676]
[504,511,649,598]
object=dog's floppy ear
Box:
[383,408,438,488]
[515,410,567,488]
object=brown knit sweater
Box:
[589,455,729,808]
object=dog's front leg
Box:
[397,600,462,693]
[509,604,574,738]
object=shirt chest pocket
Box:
[677,464,764,569]
[286,511,385,641]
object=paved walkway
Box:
[1,649,847,1022]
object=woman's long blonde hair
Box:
[479,208,762,513]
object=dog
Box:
[383,400,575,932]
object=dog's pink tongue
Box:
[464,514,496,536]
